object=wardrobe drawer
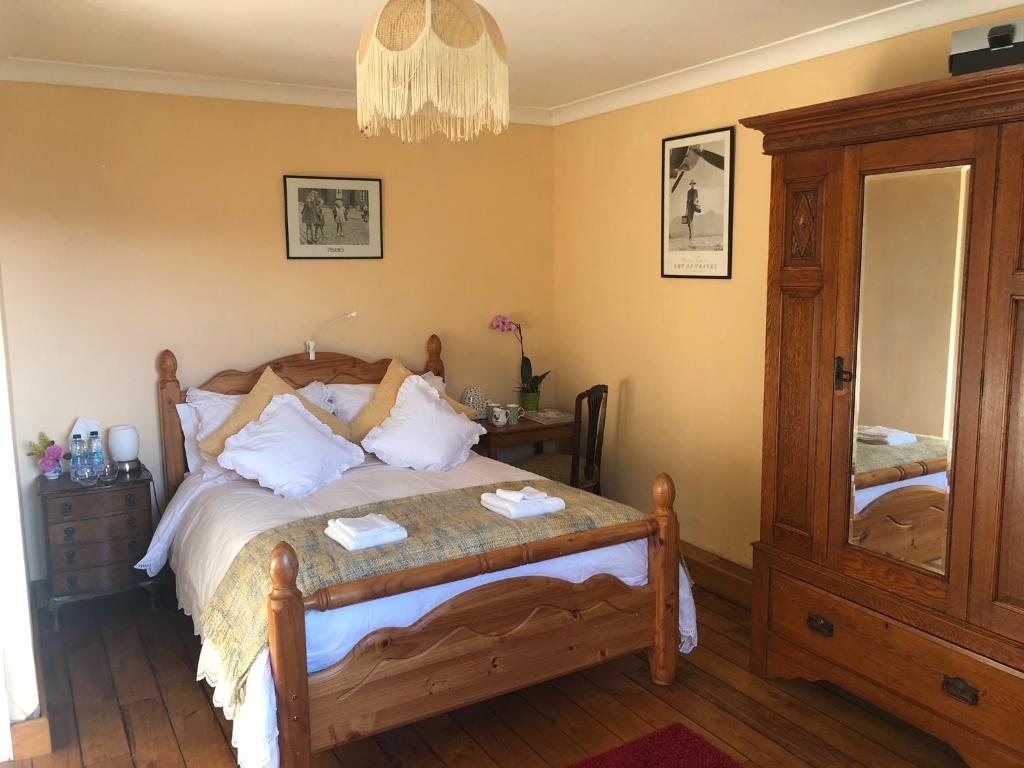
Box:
[44,486,149,523]
[49,562,141,597]
[52,536,145,572]
[769,571,1024,752]
[48,511,150,547]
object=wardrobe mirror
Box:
[848,164,970,575]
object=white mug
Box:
[489,407,508,427]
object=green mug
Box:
[505,404,525,425]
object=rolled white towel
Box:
[325,524,407,552]
[328,513,401,539]
[481,492,566,520]
[495,486,548,503]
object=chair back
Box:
[571,385,609,493]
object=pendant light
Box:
[357,0,509,142]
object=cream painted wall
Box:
[550,7,1024,566]
[0,83,554,580]
[857,169,965,437]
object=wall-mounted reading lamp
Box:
[306,311,358,360]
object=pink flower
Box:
[489,314,520,333]
[39,456,56,472]
[44,444,63,461]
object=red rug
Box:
[569,722,743,768]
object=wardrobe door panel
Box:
[826,129,996,615]
[971,122,1024,643]
[761,149,840,562]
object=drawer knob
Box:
[66,574,78,589]
[126,516,137,530]
[942,675,979,706]
[63,526,75,541]
[61,501,73,515]
[125,493,136,506]
[806,612,834,638]
[65,550,76,564]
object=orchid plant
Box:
[27,432,68,475]
[489,315,550,394]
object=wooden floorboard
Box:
[5,588,968,768]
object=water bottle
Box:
[69,434,86,482]
[87,430,105,473]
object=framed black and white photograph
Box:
[283,176,382,260]
[661,127,734,279]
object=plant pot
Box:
[43,463,62,480]
[520,392,540,412]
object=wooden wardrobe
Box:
[742,65,1024,768]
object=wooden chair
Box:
[516,385,608,494]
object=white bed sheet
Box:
[139,454,698,768]
[853,470,949,515]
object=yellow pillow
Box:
[199,367,352,456]
[349,359,476,443]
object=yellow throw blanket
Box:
[201,479,650,708]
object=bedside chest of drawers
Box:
[38,468,158,627]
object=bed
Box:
[850,433,950,572]
[146,335,696,768]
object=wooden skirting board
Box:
[679,540,752,608]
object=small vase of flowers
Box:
[28,432,68,480]
[489,314,549,412]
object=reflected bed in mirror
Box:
[849,164,969,575]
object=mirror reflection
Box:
[849,165,970,575]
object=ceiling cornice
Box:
[0,0,1018,129]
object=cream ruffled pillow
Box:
[348,359,475,443]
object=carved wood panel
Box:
[306,575,655,750]
[784,180,824,267]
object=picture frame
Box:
[283,176,383,260]
[661,126,734,279]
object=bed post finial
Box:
[268,542,311,768]
[648,473,679,686]
[425,334,445,379]
[158,349,178,381]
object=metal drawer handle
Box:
[125,493,136,506]
[63,526,75,541]
[65,550,76,564]
[126,516,137,530]
[66,574,77,589]
[806,613,835,638]
[61,501,73,515]
[942,675,979,706]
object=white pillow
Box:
[325,383,378,423]
[175,403,202,473]
[298,380,335,413]
[421,372,447,396]
[362,375,485,471]
[217,394,364,499]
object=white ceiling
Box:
[0,1,1015,119]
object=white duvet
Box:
[138,454,698,768]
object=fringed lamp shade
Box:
[357,0,509,142]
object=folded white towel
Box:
[328,513,401,539]
[480,492,566,520]
[495,486,548,503]
[324,524,407,552]
[856,426,917,446]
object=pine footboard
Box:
[267,474,680,768]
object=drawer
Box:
[48,510,151,547]
[44,486,150,524]
[52,536,146,572]
[50,562,142,597]
[769,571,1024,752]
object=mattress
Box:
[139,454,698,768]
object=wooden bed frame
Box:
[156,335,680,768]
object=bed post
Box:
[425,334,445,379]
[157,349,186,499]
[648,473,679,685]
[269,542,311,768]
